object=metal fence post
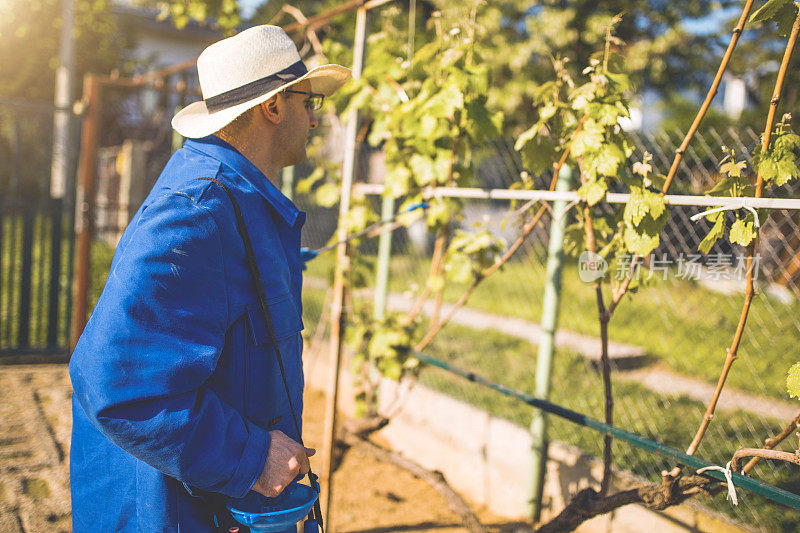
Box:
[528,165,572,521]
[70,75,101,353]
[48,0,75,350]
[282,165,295,201]
[373,196,394,320]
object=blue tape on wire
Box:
[404,201,429,212]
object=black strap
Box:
[196,177,323,530]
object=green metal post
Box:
[528,166,572,521]
[282,165,295,200]
[373,195,394,320]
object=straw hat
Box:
[172,25,351,139]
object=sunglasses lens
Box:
[310,96,323,111]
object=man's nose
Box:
[307,108,318,129]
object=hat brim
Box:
[172,64,351,139]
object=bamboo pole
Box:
[660,0,755,194]
[320,7,368,531]
[684,10,800,457]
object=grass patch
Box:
[304,250,800,401]
[0,212,114,351]
[300,283,800,531]
[22,478,50,499]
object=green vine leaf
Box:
[764,129,800,185]
[315,182,340,208]
[578,179,608,206]
[759,152,800,186]
[445,230,506,283]
[515,121,543,151]
[425,198,462,232]
[775,131,800,154]
[720,160,747,178]
[623,226,660,256]
[729,215,758,246]
[624,186,666,226]
[570,119,605,156]
[750,0,800,37]
[586,100,629,126]
[583,142,626,178]
[421,80,464,119]
[409,154,436,186]
[706,175,755,197]
[519,135,558,175]
[563,223,587,257]
[787,362,800,399]
[633,160,652,177]
[384,165,412,197]
[698,211,726,254]
[340,204,378,236]
[295,167,326,195]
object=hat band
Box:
[204,60,308,113]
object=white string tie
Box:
[690,202,760,228]
[697,461,739,506]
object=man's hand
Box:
[252,430,316,498]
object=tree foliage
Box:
[164,0,800,132]
[0,0,132,101]
[134,0,241,33]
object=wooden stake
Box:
[320,7,369,531]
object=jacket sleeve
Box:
[69,191,268,499]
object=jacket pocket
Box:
[243,294,304,430]
[245,294,304,344]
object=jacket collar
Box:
[184,135,302,226]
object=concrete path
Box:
[386,292,798,420]
[384,293,646,364]
[617,367,798,422]
[0,366,71,533]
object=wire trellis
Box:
[296,125,800,532]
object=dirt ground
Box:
[0,364,526,532]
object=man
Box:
[69,25,350,532]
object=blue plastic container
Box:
[227,483,319,532]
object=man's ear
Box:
[261,96,281,125]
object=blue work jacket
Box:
[69,135,306,532]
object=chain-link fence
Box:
[296,124,800,532]
[77,98,800,530]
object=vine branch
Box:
[405,231,447,325]
[731,447,800,474]
[684,9,800,458]
[412,117,588,352]
[608,0,757,314]
[582,190,614,496]
[536,474,717,533]
[742,411,800,474]
[660,0,755,194]
[281,5,326,57]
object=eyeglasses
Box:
[281,89,325,111]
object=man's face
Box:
[279,81,318,166]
